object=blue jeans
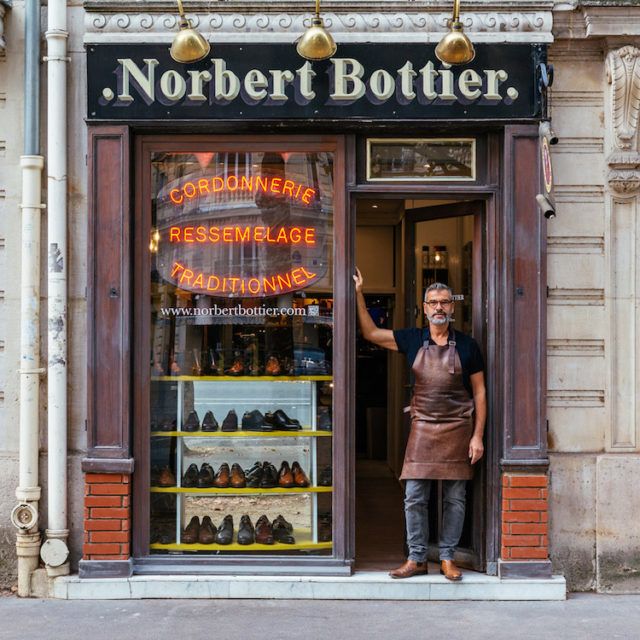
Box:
[404,479,467,562]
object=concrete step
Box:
[53,569,566,601]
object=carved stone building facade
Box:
[0,0,639,595]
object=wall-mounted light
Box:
[296,0,337,61]
[435,0,475,66]
[169,0,211,64]
[539,120,558,146]
[536,193,556,220]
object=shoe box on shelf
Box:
[150,370,333,553]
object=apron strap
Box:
[423,328,457,374]
[448,327,456,374]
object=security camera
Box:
[539,120,558,145]
[536,193,556,219]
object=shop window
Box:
[366,138,475,181]
[148,149,334,555]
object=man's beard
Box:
[427,311,452,326]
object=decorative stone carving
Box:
[83,10,553,42]
[0,1,8,53]
[606,47,640,194]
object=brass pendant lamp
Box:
[435,0,475,65]
[296,0,337,61]
[170,0,211,64]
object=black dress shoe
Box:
[183,410,200,432]
[272,515,295,544]
[158,417,177,432]
[246,464,264,488]
[215,514,234,545]
[201,411,219,432]
[198,515,217,544]
[197,462,215,488]
[275,409,301,427]
[221,409,238,432]
[255,515,274,544]
[242,409,268,431]
[182,516,200,544]
[260,462,278,488]
[264,410,301,431]
[237,515,255,545]
[181,463,199,488]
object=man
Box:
[353,267,486,581]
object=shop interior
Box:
[354,198,479,570]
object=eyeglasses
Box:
[425,299,453,308]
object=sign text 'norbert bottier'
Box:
[87,44,545,121]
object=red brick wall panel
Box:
[83,472,132,560]
[500,473,549,562]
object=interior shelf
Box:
[151,430,332,438]
[152,375,332,382]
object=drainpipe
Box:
[12,0,45,598]
[42,0,70,576]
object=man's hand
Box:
[469,435,484,464]
[353,266,363,293]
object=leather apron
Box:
[400,328,475,481]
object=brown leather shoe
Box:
[265,355,281,376]
[291,461,310,487]
[389,559,428,579]
[440,560,463,581]
[182,516,200,544]
[214,462,230,488]
[230,463,246,488]
[277,461,294,488]
[157,466,176,487]
[198,515,217,544]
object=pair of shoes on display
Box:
[226,358,245,376]
[265,409,302,431]
[182,462,216,488]
[182,410,221,432]
[241,409,301,431]
[277,461,310,488]
[318,465,332,487]
[265,355,282,376]
[255,514,296,544]
[182,515,218,544]
[245,461,278,489]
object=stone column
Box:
[599,45,640,592]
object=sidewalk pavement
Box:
[0,593,638,640]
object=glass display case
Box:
[147,148,335,556]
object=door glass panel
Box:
[148,150,334,555]
[415,214,474,333]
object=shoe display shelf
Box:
[150,377,332,553]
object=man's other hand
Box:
[353,266,363,292]
[469,435,484,464]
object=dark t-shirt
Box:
[393,327,484,397]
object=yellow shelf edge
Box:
[151,375,333,382]
[150,486,333,494]
[151,430,332,438]
[150,541,333,551]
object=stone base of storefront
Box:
[50,569,566,601]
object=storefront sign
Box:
[88,43,545,121]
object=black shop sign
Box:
[87,43,545,121]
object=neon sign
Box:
[168,175,317,206]
[168,225,316,245]
[170,262,318,296]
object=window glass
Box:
[367,139,475,181]
[149,150,334,555]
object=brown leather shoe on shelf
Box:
[198,515,217,544]
[157,466,176,487]
[277,461,294,488]
[440,560,463,581]
[291,461,310,487]
[389,559,428,579]
[265,355,282,376]
[230,463,246,488]
[214,462,231,488]
[182,516,200,544]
